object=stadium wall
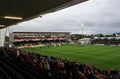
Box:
[0,28,6,47]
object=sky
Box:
[9,0,120,34]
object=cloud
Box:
[10,0,120,34]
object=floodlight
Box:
[0,25,5,27]
[4,16,23,20]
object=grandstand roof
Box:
[0,0,88,29]
[12,32,70,34]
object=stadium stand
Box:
[91,38,120,46]
[10,32,70,48]
[0,47,120,79]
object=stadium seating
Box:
[0,47,120,79]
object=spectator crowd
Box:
[0,47,120,79]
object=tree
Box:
[99,34,104,37]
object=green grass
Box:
[20,44,120,70]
